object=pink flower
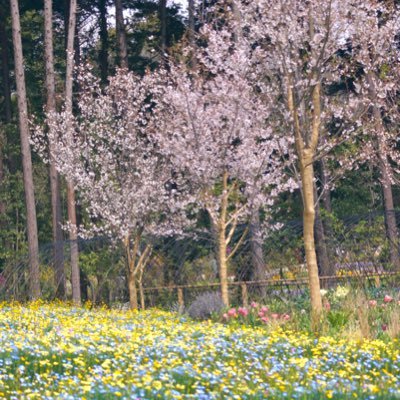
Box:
[258,311,265,318]
[282,314,290,321]
[382,324,388,331]
[368,300,377,307]
[260,306,269,313]
[227,308,237,317]
[323,301,331,311]
[271,313,279,320]
[222,313,229,321]
[261,316,269,324]
[250,301,259,308]
[238,307,249,317]
[384,295,393,303]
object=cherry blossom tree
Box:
[37,68,190,309]
[152,26,294,306]
[348,1,400,270]
[235,0,399,322]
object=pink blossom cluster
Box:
[222,302,290,325]
[368,295,400,308]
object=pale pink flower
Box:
[261,316,269,324]
[238,307,249,317]
[323,301,331,311]
[227,308,237,317]
[260,306,269,313]
[271,313,279,320]
[250,301,259,308]
[384,295,393,303]
[368,300,377,307]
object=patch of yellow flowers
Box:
[0,302,398,399]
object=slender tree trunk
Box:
[319,159,332,213]
[10,0,41,299]
[0,7,12,123]
[367,72,400,270]
[65,0,81,305]
[217,171,229,306]
[250,210,266,296]
[0,126,5,219]
[287,74,322,321]
[138,272,145,310]
[98,0,109,85]
[114,0,128,69]
[300,151,322,318]
[188,0,195,45]
[380,161,400,269]
[314,184,334,286]
[187,0,197,68]
[126,235,139,310]
[128,268,138,309]
[159,0,167,59]
[44,0,65,299]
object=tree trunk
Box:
[159,0,167,60]
[367,72,400,270]
[126,236,139,310]
[300,151,322,319]
[0,126,5,220]
[65,0,81,305]
[380,161,400,270]
[319,159,332,213]
[114,0,128,69]
[138,279,145,310]
[314,184,334,286]
[98,0,109,85]
[188,0,195,45]
[250,210,266,297]
[10,0,41,299]
[44,0,65,299]
[218,171,229,306]
[128,268,138,309]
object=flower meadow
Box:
[0,303,399,399]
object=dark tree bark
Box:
[65,0,81,305]
[98,0,109,85]
[366,72,400,271]
[114,0,128,68]
[44,0,65,299]
[10,0,41,299]
[159,0,167,60]
[188,0,195,45]
[314,185,334,287]
[249,211,266,298]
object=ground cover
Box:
[0,302,399,399]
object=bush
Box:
[187,291,225,320]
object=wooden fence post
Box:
[241,283,248,307]
[177,287,184,313]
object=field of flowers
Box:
[0,302,399,399]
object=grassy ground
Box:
[0,301,399,399]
